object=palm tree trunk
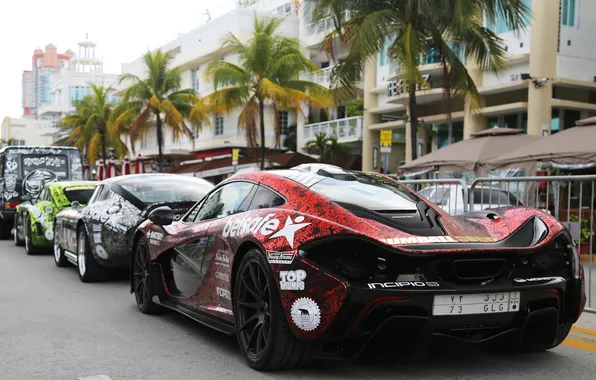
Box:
[259,99,266,170]
[100,130,107,161]
[156,111,164,172]
[408,86,418,162]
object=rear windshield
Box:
[63,187,96,204]
[118,177,212,205]
[22,154,69,179]
[310,172,419,211]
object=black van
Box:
[0,146,84,239]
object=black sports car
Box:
[53,174,213,282]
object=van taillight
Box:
[4,202,20,208]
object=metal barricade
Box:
[400,179,469,214]
[471,175,596,314]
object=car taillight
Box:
[4,202,20,208]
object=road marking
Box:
[563,326,596,352]
[78,376,113,380]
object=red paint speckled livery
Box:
[129,164,585,371]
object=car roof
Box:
[0,145,81,154]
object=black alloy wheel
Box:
[133,237,160,314]
[236,258,272,360]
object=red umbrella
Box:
[135,154,145,174]
[122,156,131,175]
[83,163,90,180]
[97,159,106,181]
[108,157,118,178]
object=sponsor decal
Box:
[93,232,102,243]
[92,225,102,232]
[173,214,182,221]
[396,274,427,282]
[222,213,310,248]
[279,270,306,290]
[147,230,164,245]
[214,251,230,267]
[215,272,230,282]
[44,229,54,241]
[216,287,231,300]
[215,304,233,316]
[95,245,108,259]
[514,276,565,283]
[382,235,497,245]
[267,251,295,265]
[290,297,321,332]
[367,281,440,289]
[44,206,53,214]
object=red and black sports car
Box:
[130,165,585,370]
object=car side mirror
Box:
[71,201,81,210]
[148,206,174,226]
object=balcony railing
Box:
[303,65,362,86]
[303,116,363,143]
[306,11,350,36]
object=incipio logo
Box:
[367,281,440,289]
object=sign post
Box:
[232,149,240,173]
[379,130,392,174]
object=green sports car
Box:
[13,181,98,254]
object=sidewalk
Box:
[563,311,596,352]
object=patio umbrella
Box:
[400,128,542,177]
[97,159,106,181]
[108,157,118,178]
[135,154,145,174]
[122,157,131,175]
[83,162,90,180]
[486,118,596,170]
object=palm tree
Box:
[116,50,210,172]
[307,0,530,161]
[59,84,128,162]
[205,14,334,169]
[306,132,329,162]
[326,135,350,164]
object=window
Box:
[562,0,577,27]
[436,121,463,149]
[194,182,255,222]
[88,185,104,204]
[97,186,111,202]
[278,111,289,135]
[310,172,419,211]
[214,113,224,136]
[63,187,97,204]
[191,67,200,91]
[118,176,212,206]
[248,186,286,210]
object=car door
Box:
[81,184,112,251]
[169,181,256,317]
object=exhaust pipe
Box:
[520,307,559,348]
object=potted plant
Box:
[568,215,594,254]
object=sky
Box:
[0,0,237,119]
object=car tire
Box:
[77,226,107,283]
[24,217,40,255]
[234,249,313,371]
[53,226,68,268]
[132,237,162,314]
[13,214,24,247]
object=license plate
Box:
[432,292,520,316]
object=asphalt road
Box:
[1,239,595,380]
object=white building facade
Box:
[1,117,54,147]
[362,0,596,173]
[38,38,120,143]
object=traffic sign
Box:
[232,149,240,166]
[380,130,392,153]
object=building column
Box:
[404,107,412,163]
[363,56,380,172]
[463,56,487,138]
[527,0,559,135]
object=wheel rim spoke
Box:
[238,300,260,309]
[241,276,260,299]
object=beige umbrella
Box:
[400,128,542,176]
